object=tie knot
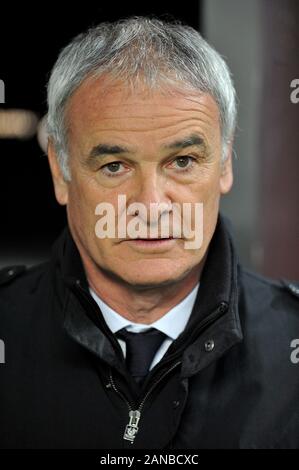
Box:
[116,327,167,384]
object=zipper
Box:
[109,360,182,444]
[74,282,228,444]
[108,301,228,444]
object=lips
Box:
[125,236,176,241]
[122,237,180,252]
[134,236,174,240]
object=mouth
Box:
[122,236,180,250]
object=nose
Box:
[129,168,172,223]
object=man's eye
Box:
[101,161,125,176]
[171,156,196,171]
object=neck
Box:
[78,250,205,325]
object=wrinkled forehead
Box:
[65,76,222,148]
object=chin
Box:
[116,262,196,290]
[124,275,184,290]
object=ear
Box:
[47,139,69,205]
[220,143,234,195]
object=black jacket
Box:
[0,215,299,449]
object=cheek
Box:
[68,174,101,212]
[187,166,221,204]
[187,168,221,237]
[67,176,123,244]
[66,179,98,238]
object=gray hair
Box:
[47,16,237,180]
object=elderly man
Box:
[0,17,298,450]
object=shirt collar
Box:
[89,283,200,341]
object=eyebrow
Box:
[88,144,131,158]
[88,133,206,159]
[163,133,205,150]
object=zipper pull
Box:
[123,410,141,443]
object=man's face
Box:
[48,78,233,287]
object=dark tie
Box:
[116,328,167,385]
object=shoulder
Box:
[241,267,299,297]
[239,266,299,319]
[0,262,52,331]
[0,262,50,302]
[0,265,28,286]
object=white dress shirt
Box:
[89,283,200,371]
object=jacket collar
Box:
[161,214,243,377]
[50,213,243,378]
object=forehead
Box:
[66,76,221,144]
